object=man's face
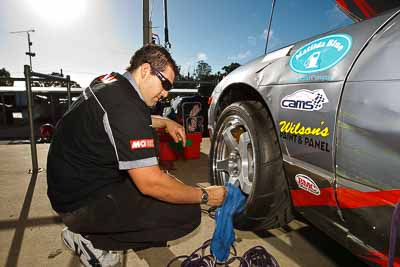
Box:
[140,63,175,107]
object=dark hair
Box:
[126,44,179,76]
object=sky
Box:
[0,0,352,87]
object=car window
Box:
[266,0,354,53]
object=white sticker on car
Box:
[295,174,320,195]
[281,89,329,111]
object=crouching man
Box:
[46,44,226,267]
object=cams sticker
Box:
[295,174,320,195]
[290,34,352,74]
[281,89,329,111]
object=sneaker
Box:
[61,227,121,267]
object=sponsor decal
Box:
[279,120,329,137]
[289,75,333,82]
[130,139,155,150]
[290,34,352,74]
[280,133,330,152]
[295,174,320,195]
[99,74,117,84]
[281,89,329,111]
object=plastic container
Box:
[158,131,178,161]
[183,132,202,159]
[157,130,202,160]
[159,140,178,160]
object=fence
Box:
[0,65,74,174]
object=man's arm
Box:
[151,115,186,146]
[151,115,170,128]
[128,165,226,206]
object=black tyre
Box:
[209,101,293,230]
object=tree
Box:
[222,62,241,76]
[194,60,212,81]
[175,65,183,80]
[0,68,14,86]
[37,71,81,88]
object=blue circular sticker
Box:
[289,34,352,74]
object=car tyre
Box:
[209,101,293,230]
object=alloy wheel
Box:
[212,115,255,194]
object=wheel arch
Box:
[213,83,270,126]
[211,82,283,152]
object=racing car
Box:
[208,1,400,266]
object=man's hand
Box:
[151,115,187,146]
[165,119,186,147]
[204,186,227,207]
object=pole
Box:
[66,75,71,108]
[0,95,6,125]
[143,0,150,45]
[163,0,171,49]
[27,32,33,70]
[24,65,39,174]
[264,0,276,54]
[10,29,36,71]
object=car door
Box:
[336,9,400,263]
[259,4,400,246]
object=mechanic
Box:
[46,44,227,267]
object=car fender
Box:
[208,45,294,137]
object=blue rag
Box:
[210,183,246,262]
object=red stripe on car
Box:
[360,250,400,267]
[291,188,337,207]
[337,188,400,209]
[291,188,400,208]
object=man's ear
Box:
[141,63,151,79]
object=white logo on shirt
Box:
[130,139,155,150]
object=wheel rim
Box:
[212,115,255,194]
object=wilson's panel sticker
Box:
[279,120,329,137]
[295,174,320,195]
[290,34,352,74]
[281,89,329,111]
[280,133,331,153]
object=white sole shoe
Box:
[61,227,121,267]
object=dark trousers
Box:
[59,178,201,251]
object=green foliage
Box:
[194,60,212,80]
[0,68,13,86]
[175,61,241,87]
[222,62,241,75]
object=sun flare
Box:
[27,0,87,27]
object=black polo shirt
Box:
[47,72,158,213]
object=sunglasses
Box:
[151,66,173,91]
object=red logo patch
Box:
[100,74,117,84]
[130,139,155,150]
